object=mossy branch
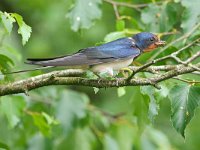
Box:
[0,62,199,96]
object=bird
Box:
[25,32,165,77]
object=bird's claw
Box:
[120,67,133,78]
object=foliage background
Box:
[0,0,200,149]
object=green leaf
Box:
[0,54,14,72]
[181,0,200,32]
[0,12,31,45]
[0,12,15,34]
[67,0,102,31]
[56,127,95,150]
[41,112,59,125]
[0,141,9,150]
[29,112,52,137]
[56,90,89,132]
[104,31,126,42]
[103,134,119,150]
[0,96,26,128]
[93,87,99,94]
[141,126,172,150]
[107,124,138,150]
[169,85,200,137]
[131,87,149,129]
[141,2,180,32]
[141,86,159,122]
[11,13,32,45]
[116,20,125,31]
[27,134,46,150]
[117,87,126,97]
[91,110,110,130]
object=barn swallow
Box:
[26,32,165,76]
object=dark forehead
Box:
[133,32,156,40]
[138,32,154,38]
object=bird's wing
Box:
[26,37,141,66]
[80,37,141,61]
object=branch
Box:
[0,63,199,96]
[129,64,183,73]
[103,0,164,18]
[104,0,165,9]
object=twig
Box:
[188,64,200,72]
[192,71,200,75]
[104,0,142,12]
[157,31,180,37]
[185,51,200,64]
[127,55,171,80]
[104,0,165,9]
[173,77,200,85]
[172,38,200,56]
[112,3,120,19]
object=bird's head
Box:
[132,32,166,52]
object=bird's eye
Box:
[150,37,154,42]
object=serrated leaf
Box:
[0,96,26,128]
[169,85,200,137]
[181,0,200,32]
[11,13,32,45]
[67,0,102,31]
[0,12,15,34]
[117,87,126,97]
[141,2,180,32]
[56,90,89,132]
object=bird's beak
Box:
[143,39,166,52]
[155,40,166,47]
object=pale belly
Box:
[91,58,133,75]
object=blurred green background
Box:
[0,0,200,149]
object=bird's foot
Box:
[120,67,133,78]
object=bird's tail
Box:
[1,66,55,75]
[25,53,89,67]
[1,52,98,75]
